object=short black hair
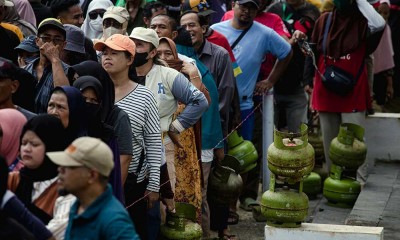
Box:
[50,0,80,18]
[0,57,18,80]
[152,14,178,31]
[143,1,166,19]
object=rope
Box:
[125,94,270,209]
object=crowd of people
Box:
[0,0,396,239]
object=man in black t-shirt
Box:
[268,0,320,132]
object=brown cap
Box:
[47,137,114,177]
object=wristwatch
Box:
[168,124,180,134]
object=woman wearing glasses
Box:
[81,0,113,40]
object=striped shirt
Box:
[116,84,161,192]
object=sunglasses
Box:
[89,10,106,20]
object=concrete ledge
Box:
[346,162,400,227]
[368,113,400,118]
[265,223,383,240]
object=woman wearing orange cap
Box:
[94,34,163,239]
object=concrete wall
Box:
[365,115,400,161]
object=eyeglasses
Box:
[38,36,65,45]
[103,18,122,29]
[89,10,106,20]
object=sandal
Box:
[239,197,259,212]
[227,211,239,225]
[219,234,237,240]
[218,230,237,240]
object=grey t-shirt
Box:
[113,109,133,155]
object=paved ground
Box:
[208,159,400,240]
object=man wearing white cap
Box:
[129,27,208,196]
[47,137,139,240]
[101,6,130,40]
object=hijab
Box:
[15,114,67,223]
[4,5,37,37]
[73,76,114,141]
[13,68,36,113]
[159,37,183,72]
[52,86,88,144]
[72,60,115,123]
[72,76,123,202]
[13,0,37,27]
[0,109,27,166]
[312,8,368,59]
[81,0,114,40]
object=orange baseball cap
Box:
[93,34,136,57]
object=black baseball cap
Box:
[37,18,66,39]
[237,0,260,8]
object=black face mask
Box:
[85,102,101,120]
[133,52,149,67]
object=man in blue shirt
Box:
[211,0,293,223]
[48,137,139,240]
[211,0,292,140]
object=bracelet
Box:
[190,75,200,80]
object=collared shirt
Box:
[197,39,235,136]
[65,185,139,240]
[24,58,70,113]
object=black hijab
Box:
[72,61,115,123]
[73,76,114,142]
[52,86,88,144]
[15,115,67,223]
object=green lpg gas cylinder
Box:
[303,172,322,198]
[207,155,243,205]
[309,127,328,179]
[260,175,309,228]
[268,124,315,182]
[160,203,202,240]
[227,130,258,174]
[329,123,367,170]
[323,177,361,207]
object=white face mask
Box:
[89,16,103,32]
[103,26,123,39]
